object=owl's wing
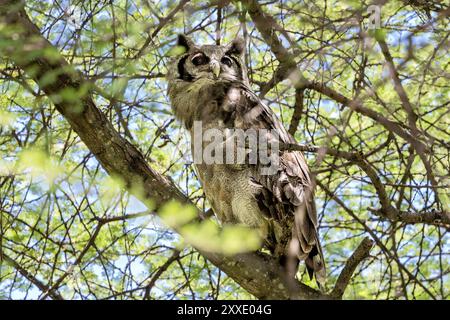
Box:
[235,82,326,284]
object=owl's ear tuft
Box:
[177,34,194,53]
[226,37,245,57]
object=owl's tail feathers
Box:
[287,232,327,290]
[305,235,327,290]
[291,204,327,289]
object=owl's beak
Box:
[210,60,221,78]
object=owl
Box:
[167,35,326,286]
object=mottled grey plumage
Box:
[167,35,326,284]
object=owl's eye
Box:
[221,56,233,67]
[191,53,208,66]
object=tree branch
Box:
[369,208,450,227]
[288,88,304,136]
[134,0,191,59]
[330,237,374,299]
[143,249,181,300]
[0,253,64,300]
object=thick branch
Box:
[369,208,450,227]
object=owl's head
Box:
[167,34,248,84]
